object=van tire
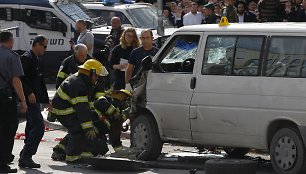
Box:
[130,114,163,160]
[224,148,249,157]
[270,127,306,174]
[205,159,256,174]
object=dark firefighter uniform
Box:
[51,89,132,161]
[50,59,109,163]
[56,54,91,89]
[93,89,132,151]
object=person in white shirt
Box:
[183,2,204,26]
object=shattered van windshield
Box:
[55,0,105,26]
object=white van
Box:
[0,0,103,78]
[130,22,306,174]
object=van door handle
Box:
[190,77,196,89]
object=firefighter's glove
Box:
[85,128,97,140]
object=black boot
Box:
[9,154,15,163]
[51,150,66,161]
[0,164,17,173]
[18,158,41,168]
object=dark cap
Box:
[204,3,215,10]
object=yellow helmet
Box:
[78,59,108,76]
[111,89,133,101]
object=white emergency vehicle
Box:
[0,0,103,77]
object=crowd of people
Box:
[159,0,306,26]
[3,0,306,171]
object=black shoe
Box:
[9,154,15,163]
[18,158,41,168]
[0,164,17,173]
[51,151,66,161]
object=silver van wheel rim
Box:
[133,123,148,151]
[274,136,297,170]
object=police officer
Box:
[221,0,239,23]
[19,35,49,168]
[51,59,109,163]
[202,3,221,24]
[56,44,90,89]
[0,31,27,173]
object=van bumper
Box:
[298,126,306,147]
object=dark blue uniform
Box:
[19,50,49,160]
[0,46,23,168]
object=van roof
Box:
[178,23,306,33]
[0,0,52,8]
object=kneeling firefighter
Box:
[51,89,135,161]
[93,89,137,158]
[50,59,109,163]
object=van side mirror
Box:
[142,56,153,71]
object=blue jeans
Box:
[21,103,44,158]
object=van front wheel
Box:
[131,114,163,160]
[270,128,306,174]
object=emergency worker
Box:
[50,59,109,163]
[94,90,133,154]
[55,44,90,89]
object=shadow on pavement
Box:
[18,168,52,174]
[49,164,148,174]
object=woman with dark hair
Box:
[163,6,175,26]
[111,27,140,90]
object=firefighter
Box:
[55,44,90,89]
[50,59,109,163]
[51,58,107,162]
[51,89,134,161]
[93,90,133,155]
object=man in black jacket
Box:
[202,3,221,24]
[56,44,90,89]
[237,1,257,22]
[19,35,49,168]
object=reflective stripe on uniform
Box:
[57,87,71,101]
[55,143,66,150]
[113,145,123,152]
[66,155,81,162]
[81,152,94,158]
[57,71,68,79]
[70,96,88,105]
[51,107,76,115]
[104,119,111,130]
[81,121,93,129]
[89,102,94,109]
[106,105,116,115]
[95,109,103,116]
[95,92,105,99]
